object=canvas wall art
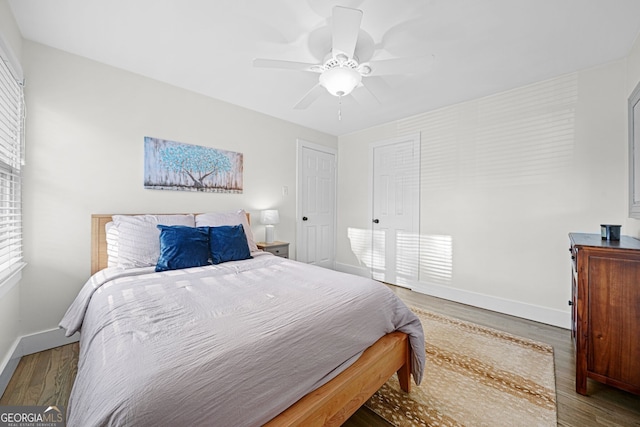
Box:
[144,136,243,193]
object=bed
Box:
[60,211,425,426]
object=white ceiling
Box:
[8,0,640,136]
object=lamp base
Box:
[265,225,275,244]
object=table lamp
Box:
[260,209,279,243]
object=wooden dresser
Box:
[569,233,640,395]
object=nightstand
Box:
[257,241,289,258]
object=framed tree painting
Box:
[144,136,243,193]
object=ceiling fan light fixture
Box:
[319,66,362,97]
[335,53,349,64]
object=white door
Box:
[297,140,336,268]
[370,134,420,287]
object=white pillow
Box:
[105,221,119,267]
[112,214,195,268]
[195,209,258,252]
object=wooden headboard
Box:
[91,214,114,274]
[90,213,250,275]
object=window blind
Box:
[0,51,25,283]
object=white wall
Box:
[19,41,337,336]
[337,59,632,328]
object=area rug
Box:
[365,307,557,426]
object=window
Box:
[0,45,25,286]
[629,79,640,218]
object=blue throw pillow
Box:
[155,225,211,272]
[209,224,253,265]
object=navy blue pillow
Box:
[155,225,211,272]
[209,224,252,265]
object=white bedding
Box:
[60,253,425,427]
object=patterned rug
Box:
[365,307,557,426]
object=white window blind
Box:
[0,50,25,284]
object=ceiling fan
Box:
[253,6,434,110]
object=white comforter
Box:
[60,253,425,427]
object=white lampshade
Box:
[260,210,280,225]
[260,210,279,244]
[319,67,362,97]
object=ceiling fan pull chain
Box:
[338,95,342,121]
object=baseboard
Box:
[409,280,571,329]
[335,262,370,277]
[0,328,79,397]
[334,262,570,329]
[0,338,21,397]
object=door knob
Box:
[373,219,379,224]
[302,216,308,221]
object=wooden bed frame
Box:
[90,213,412,426]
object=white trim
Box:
[410,279,570,329]
[334,262,370,277]
[336,261,570,329]
[20,328,80,356]
[295,139,338,267]
[0,328,79,397]
[0,337,21,396]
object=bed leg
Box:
[396,341,412,393]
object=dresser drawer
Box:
[266,245,288,258]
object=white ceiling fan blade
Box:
[307,0,364,18]
[253,58,320,72]
[332,6,363,59]
[351,83,380,106]
[366,55,434,76]
[363,76,391,94]
[294,84,326,109]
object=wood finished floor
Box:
[2,287,639,426]
[0,342,78,409]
